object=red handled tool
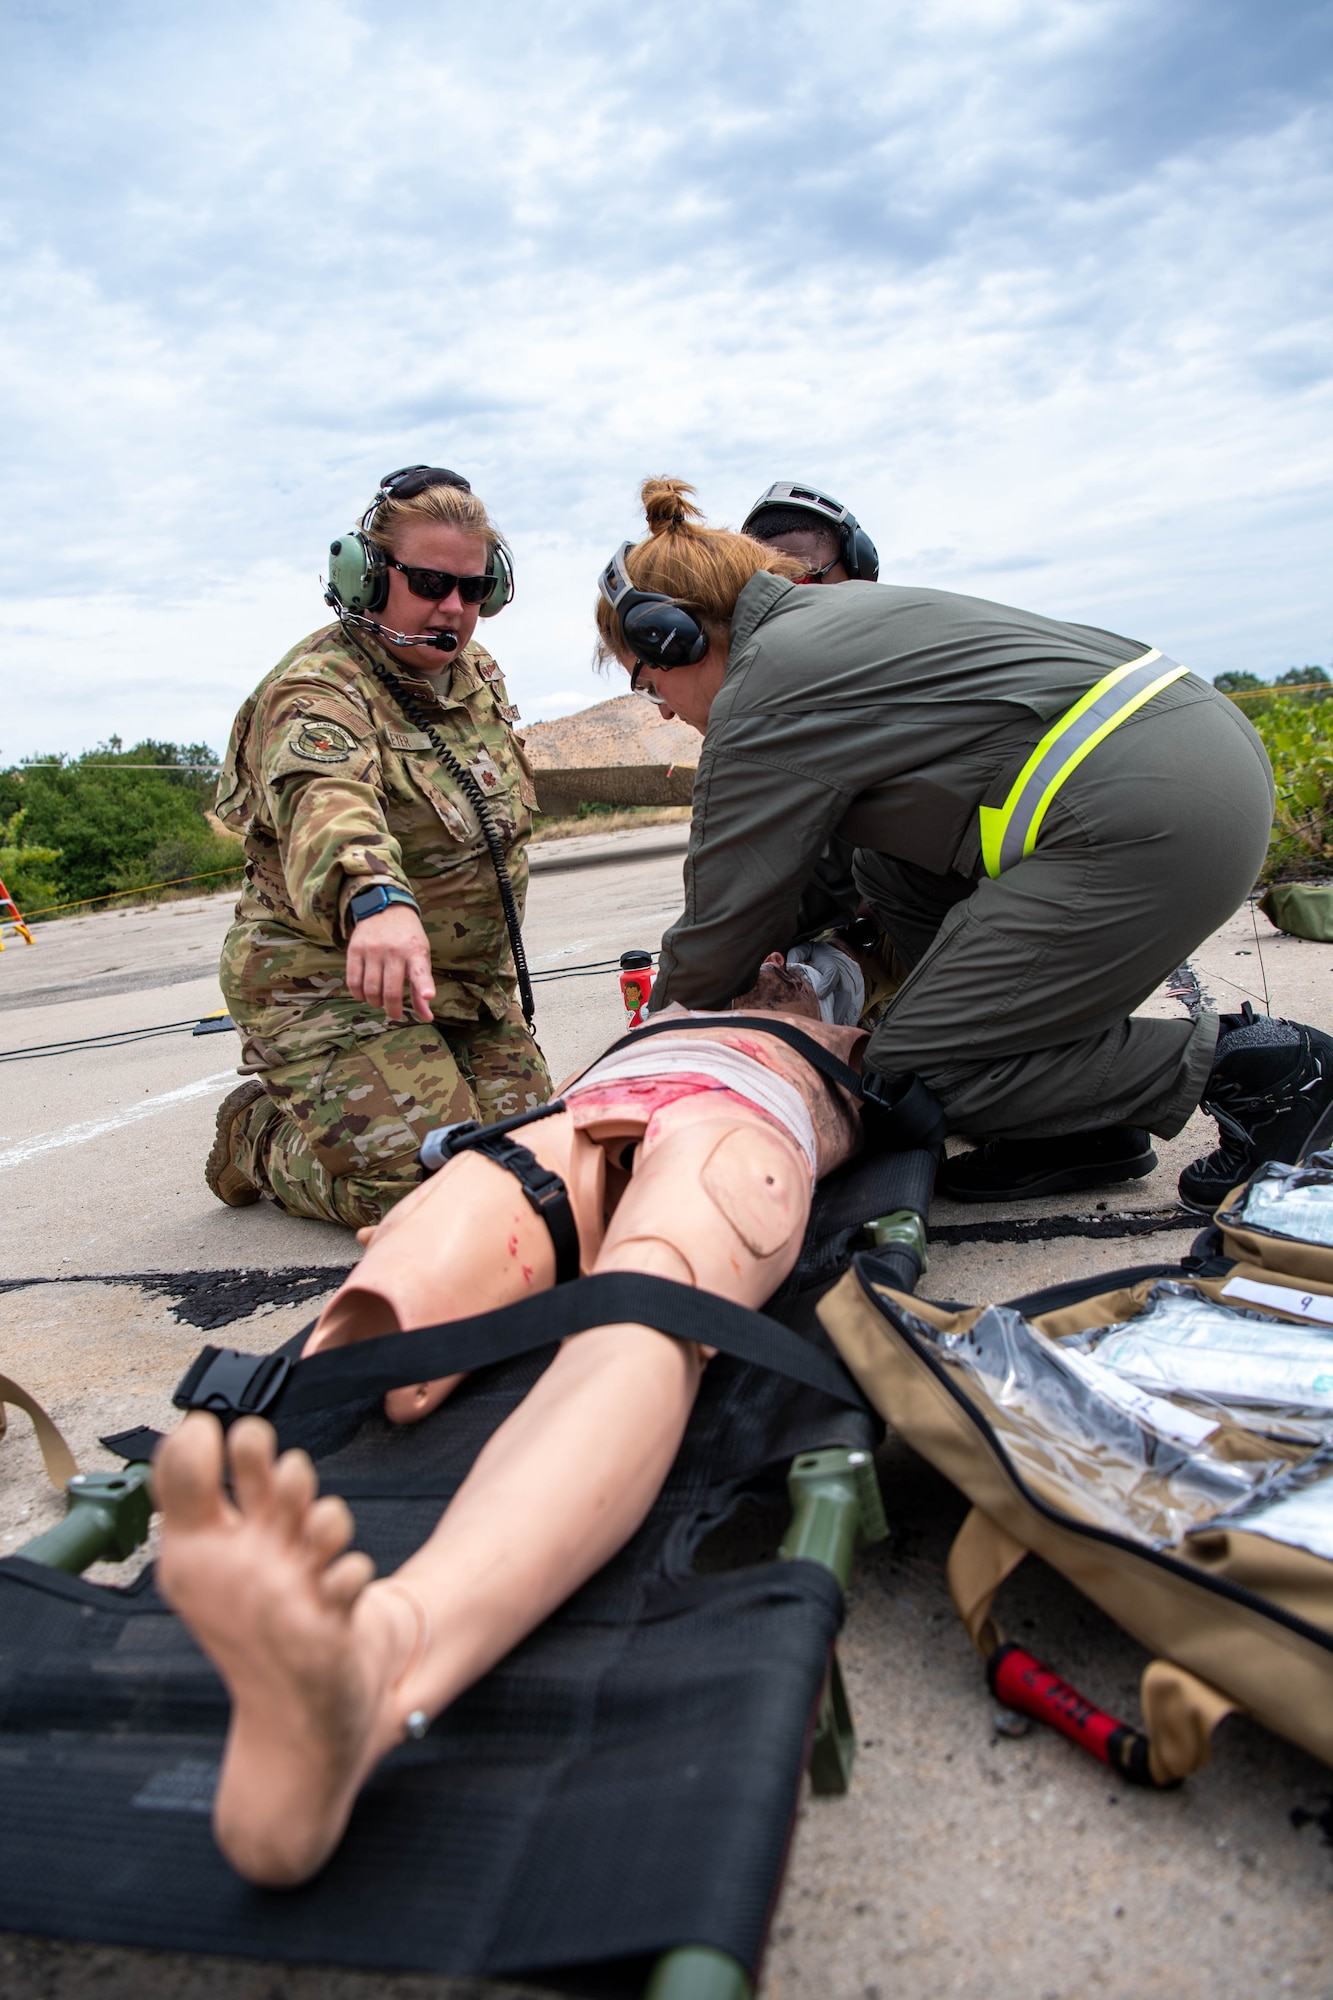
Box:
[987,1643,1164,1786]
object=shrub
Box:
[110,827,245,899]
[0,811,62,920]
[1245,697,1333,882]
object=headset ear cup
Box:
[479,542,514,618]
[327,532,388,613]
[621,597,708,667]
[846,526,880,583]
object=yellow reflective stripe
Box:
[1017,662,1188,863]
[978,651,1159,878]
[979,649,1190,878]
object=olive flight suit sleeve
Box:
[652,740,851,1009]
[791,835,860,939]
[255,685,410,945]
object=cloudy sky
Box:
[2,0,1330,762]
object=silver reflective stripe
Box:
[980,650,1189,879]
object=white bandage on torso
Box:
[565,1039,818,1174]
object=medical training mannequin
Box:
[154,1000,865,1888]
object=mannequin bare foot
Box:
[155,1413,419,1886]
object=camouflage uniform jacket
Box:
[217,621,539,1026]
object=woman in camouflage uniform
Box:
[205,467,551,1229]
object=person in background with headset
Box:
[205,465,550,1230]
[595,479,1333,1212]
[741,481,885,952]
[741,479,880,588]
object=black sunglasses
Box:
[388,557,494,604]
[630,660,670,698]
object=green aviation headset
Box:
[325,465,515,630]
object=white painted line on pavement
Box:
[0,1071,238,1174]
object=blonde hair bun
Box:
[593,478,807,670]
[640,477,705,536]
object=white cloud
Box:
[1,0,1330,758]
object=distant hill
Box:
[521,694,699,814]
[521,694,700,772]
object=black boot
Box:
[939,1126,1157,1204]
[1177,1003,1333,1213]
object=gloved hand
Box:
[783,941,866,1026]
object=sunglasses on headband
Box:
[388,557,495,604]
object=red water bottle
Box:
[619,951,654,1027]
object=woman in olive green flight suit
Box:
[596,479,1320,1213]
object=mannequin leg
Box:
[304,1109,606,1423]
[154,1096,813,1887]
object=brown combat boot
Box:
[205,1079,270,1207]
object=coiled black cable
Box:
[344,631,536,1025]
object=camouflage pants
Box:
[232,1008,551,1230]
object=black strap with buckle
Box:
[419,1100,579,1284]
[465,1131,580,1284]
[172,1348,292,1421]
[170,1271,873,1427]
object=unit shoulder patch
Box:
[292,718,359,764]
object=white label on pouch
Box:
[1221,1276,1333,1327]
[1060,1349,1219,1446]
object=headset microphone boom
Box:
[322,602,461,653]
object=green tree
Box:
[0,739,241,911]
[1213,670,1267,694]
[1274,664,1331,703]
[0,811,62,919]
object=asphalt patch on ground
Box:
[0,1212,1201,1325]
[929,1207,1203,1247]
[0,1266,352,1328]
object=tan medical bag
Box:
[819,1173,1333,1783]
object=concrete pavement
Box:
[2,835,1331,1998]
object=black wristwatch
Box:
[347,884,421,928]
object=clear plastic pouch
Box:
[906,1302,1277,1549]
[1069,1282,1333,1419]
[1229,1152,1333,1248]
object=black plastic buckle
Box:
[498,1145,564,1207]
[172,1347,293,1423]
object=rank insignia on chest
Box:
[292,719,358,764]
[469,748,504,792]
